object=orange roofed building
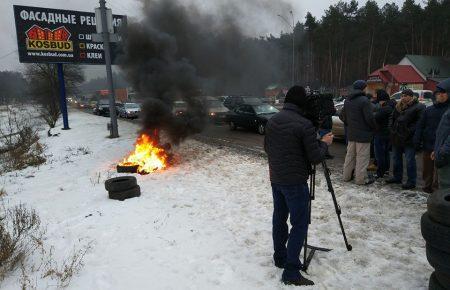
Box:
[367,65,425,95]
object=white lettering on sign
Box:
[20,10,76,24]
[86,43,103,50]
[80,16,97,26]
[113,18,122,27]
[20,10,29,20]
[87,52,102,59]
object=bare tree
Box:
[25,64,84,128]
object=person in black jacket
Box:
[387,89,425,190]
[339,80,377,185]
[373,89,393,178]
[432,78,450,189]
[264,86,333,286]
[413,88,449,193]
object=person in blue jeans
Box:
[264,86,332,286]
[387,89,425,190]
[373,89,394,178]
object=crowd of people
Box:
[263,79,449,286]
[339,78,450,192]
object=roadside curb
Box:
[192,134,267,158]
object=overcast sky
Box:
[0,0,407,79]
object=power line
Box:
[0,50,18,60]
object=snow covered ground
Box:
[0,110,431,289]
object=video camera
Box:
[302,91,336,129]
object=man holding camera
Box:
[264,86,333,286]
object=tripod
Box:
[302,160,352,272]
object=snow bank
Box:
[0,110,431,289]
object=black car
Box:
[205,99,229,123]
[223,96,262,110]
[226,103,279,135]
[93,100,121,117]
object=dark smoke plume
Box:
[119,0,291,144]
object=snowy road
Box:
[1,111,431,289]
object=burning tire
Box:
[105,176,137,192]
[117,164,139,174]
[421,213,450,253]
[108,185,141,201]
[427,190,450,227]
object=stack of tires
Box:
[105,176,141,201]
[421,189,450,289]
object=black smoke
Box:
[119,0,291,144]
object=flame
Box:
[119,133,168,174]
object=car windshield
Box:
[243,97,262,104]
[125,103,140,109]
[253,104,279,114]
[174,101,187,109]
[207,100,223,108]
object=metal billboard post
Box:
[98,0,119,138]
[57,63,70,130]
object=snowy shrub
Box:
[0,202,42,282]
[0,106,46,174]
[0,193,90,289]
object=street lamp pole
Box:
[290,11,295,86]
[278,11,295,86]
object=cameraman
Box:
[264,86,333,286]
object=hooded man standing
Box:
[414,82,449,193]
[373,89,394,179]
[339,80,377,185]
[433,78,450,189]
[387,89,425,190]
[264,86,333,286]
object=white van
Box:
[390,90,434,107]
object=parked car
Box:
[205,99,228,123]
[77,101,89,109]
[173,101,187,116]
[390,90,434,107]
[118,103,141,119]
[223,96,262,110]
[93,100,121,117]
[226,103,279,135]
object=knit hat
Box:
[353,80,367,91]
[401,89,414,97]
[284,86,307,108]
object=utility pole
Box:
[290,10,295,86]
[99,0,119,138]
[278,11,296,86]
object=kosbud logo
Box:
[25,24,73,52]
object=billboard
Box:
[13,5,125,64]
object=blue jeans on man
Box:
[392,146,417,186]
[271,183,309,281]
[374,136,390,178]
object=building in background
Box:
[399,55,450,91]
[367,65,425,95]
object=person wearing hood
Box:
[387,89,425,190]
[264,86,333,286]
[339,80,377,185]
[373,89,394,179]
[414,84,449,193]
[432,78,450,189]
